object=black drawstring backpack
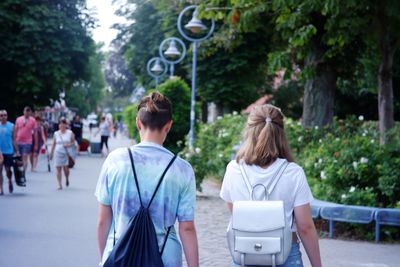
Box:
[103,148,177,267]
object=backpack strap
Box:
[266,160,289,199]
[127,148,176,254]
[148,154,177,208]
[239,159,288,200]
[128,148,143,207]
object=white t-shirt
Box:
[220,158,314,231]
[54,130,73,154]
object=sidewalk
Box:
[0,135,399,267]
[196,180,400,267]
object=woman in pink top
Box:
[14,106,38,173]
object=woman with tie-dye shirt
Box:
[95,92,199,267]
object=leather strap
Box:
[239,159,289,200]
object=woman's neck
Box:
[140,131,165,146]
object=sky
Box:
[86,0,130,50]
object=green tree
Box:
[0,0,95,119]
[66,43,106,116]
[118,0,165,87]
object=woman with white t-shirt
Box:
[220,104,321,267]
[50,118,75,190]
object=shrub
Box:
[180,113,400,209]
[123,78,191,153]
[123,104,139,142]
[157,78,191,153]
[180,112,246,189]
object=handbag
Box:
[58,132,75,168]
[67,154,75,168]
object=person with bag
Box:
[49,118,75,190]
[220,104,321,267]
[95,92,199,267]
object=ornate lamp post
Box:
[159,37,187,79]
[146,57,168,89]
[178,5,215,150]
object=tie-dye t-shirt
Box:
[95,141,196,266]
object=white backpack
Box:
[227,160,292,267]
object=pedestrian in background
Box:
[95,92,199,266]
[49,118,75,190]
[14,106,37,174]
[71,115,83,154]
[0,110,18,194]
[30,115,47,172]
[220,104,322,267]
[95,116,111,156]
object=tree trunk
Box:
[302,62,337,128]
[378,36,396,144]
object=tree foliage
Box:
[66,43,106,116]
[0,0,98,119]
[104,46,136,97]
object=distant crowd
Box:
[0,107,123,194]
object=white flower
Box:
[341,194,347,199]
[335,137,340,141]
[314,163,318,168]
[360,157,368,164]
[232,111,238,116]
[349,186,356,193]
[218,153,223,158]
[217,116,223,120]
[319,139,322,143]
[371,139,375,143]
[358,115,364,121]
[315,126,319,130]
[333,159,338,163]
[185,153,190,158]
[362,133,367,137]
[297,136,303,142]
[195,147,201,154]
[320,171,327,180]
[353,161,358,169]
[222,132,229,137]
[318,158,323,164]
[297,121,301,126]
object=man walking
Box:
[0,110,18,194]
[71,115,83,154]
[14,107,38,174]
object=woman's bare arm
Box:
[179,221,199,267]
[97,204,112,260]
[294,204,322,267]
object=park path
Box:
[1,135,399,267]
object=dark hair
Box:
[137,92,172,130]
[59,117,67,124]
[24,106,32,112]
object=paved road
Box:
[1,136,400,267]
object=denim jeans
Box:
[231,243,303,267]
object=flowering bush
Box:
[180,112,246,190]
[181,113,400,209]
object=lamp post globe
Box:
[177,5,215,150]
[146,57,168,89]
[159,37,187,79]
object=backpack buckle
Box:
[254,243,262,251]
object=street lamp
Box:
[178,5,215,150]
[146,57,168,89]
[159,37,187,79]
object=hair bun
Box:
[146,92,163,113]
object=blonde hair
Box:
[236,104,294,166]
